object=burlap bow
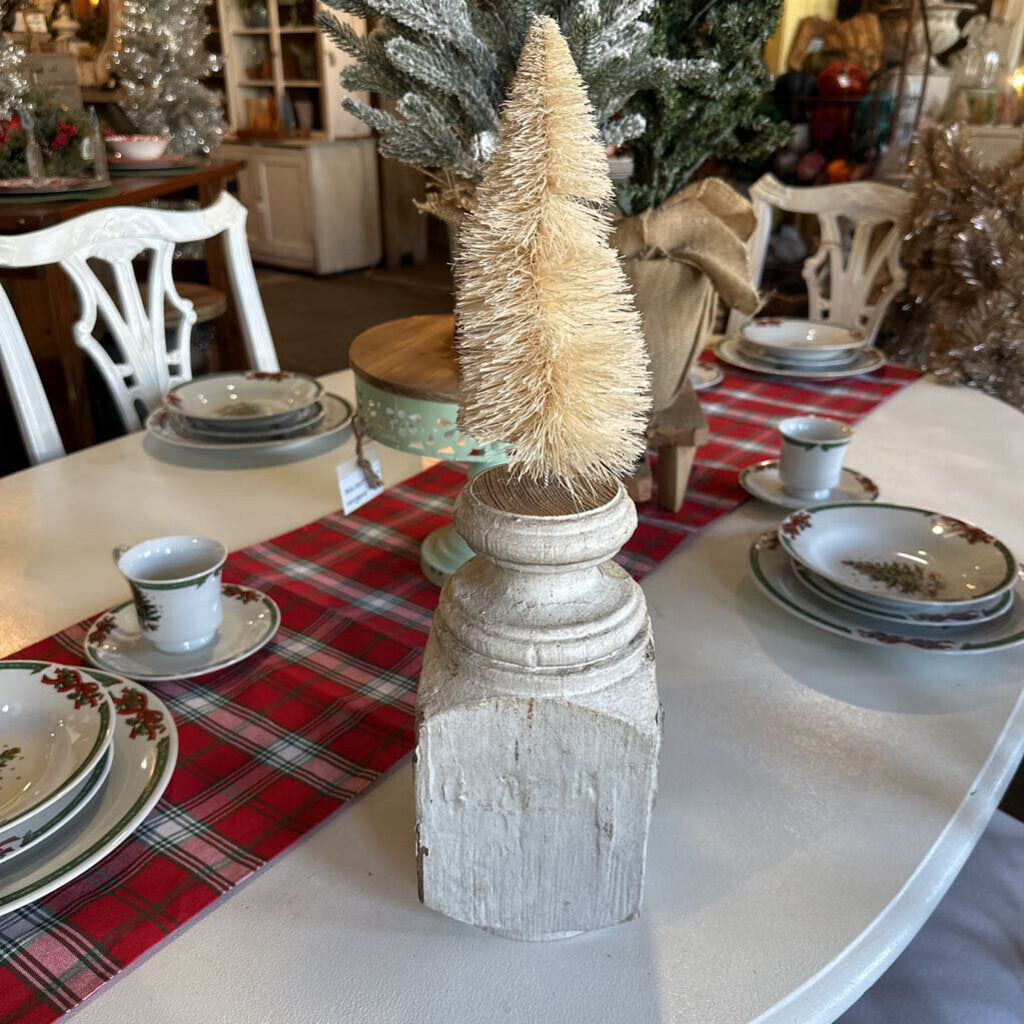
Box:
[613,178,760,412]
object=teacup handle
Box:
[112,545,128,567]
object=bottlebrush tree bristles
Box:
[454,15,650,499]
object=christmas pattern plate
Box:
[0,747,111,864]
[749,530,1024,654]
[0,178,110,195]
[0,668,177,916]
[166,371,322,424]
[714,336,885,380]
[85,584,279,681]
[0,662,114,832]
[146,392,353,454]
[779,503,1018,610]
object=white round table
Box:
[1,372,1021,1024]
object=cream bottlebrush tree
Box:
[454,15,650,497]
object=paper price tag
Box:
[337,443,385,515]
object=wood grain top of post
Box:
[349,314,459,402]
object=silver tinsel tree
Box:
[317,0,715,204]
[109,0,226,154]
[0,38,27,119]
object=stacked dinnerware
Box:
[714,317,886,379]
[749,503,1024,654]
[0,661,177,915]
[145,371,353,454]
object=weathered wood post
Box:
[415,468,660,939]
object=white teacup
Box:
[114,536,227,653]
[778,415,853,500]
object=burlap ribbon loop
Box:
[613,178,761,412]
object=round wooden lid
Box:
[348,314,458,402]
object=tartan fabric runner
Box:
[0,361,918,1023]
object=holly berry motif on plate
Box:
[245,371,291,382]
[112,686,167,741]
[130,584,161,632]
[37,665,103,709]
[0,746,22,775]
[848,470,880,499]
[841,558,944,599]
[932,516,993,546]
[856,630,955,651]
[781,511,812,538]
[223,584,260,604]
[0,835,21,859]
[90,614,117,644]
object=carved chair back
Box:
[0,285,64,464]
[0,192,278,446]
[726,174,912,343]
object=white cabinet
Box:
[220,137,381,274]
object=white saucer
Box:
[714,336,885,379]
[85,584,280,681]
[739,460,879,509]
[690,363,724,391]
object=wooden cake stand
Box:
[349,314,506,586]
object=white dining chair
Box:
[0,284,65,464]
[0,192,279,449]
[726,173,913,344]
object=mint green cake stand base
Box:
[354,375,505,586]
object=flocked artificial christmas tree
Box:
[109,0,226,155]
[316,0,715,218]
[618,0,788,214]
[415,16,660,940]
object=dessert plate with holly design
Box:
[0,662,114,833]
[749,531,1024,655]
[166,371,322,426]
[0,664,177,916]
[85,584,279,681]
[778,503,1018,612]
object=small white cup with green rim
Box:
[113,536,227,653]
[777,415,853,501]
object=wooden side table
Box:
[349,315,505,585]
[0,161,245,453]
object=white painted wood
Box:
[0,284,64,464]
[0,372,1022,1022]
[727,173,912,343]
[308,137,381,272]
[220,138,381,273]
[0,192,279,431]
[318,4,373,140]
[416,473,661,939]
[255,148,316,266]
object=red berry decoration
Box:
[816,62,869,100]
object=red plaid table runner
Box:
[1,362,918,1022]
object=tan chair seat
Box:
[141,283,228,327]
